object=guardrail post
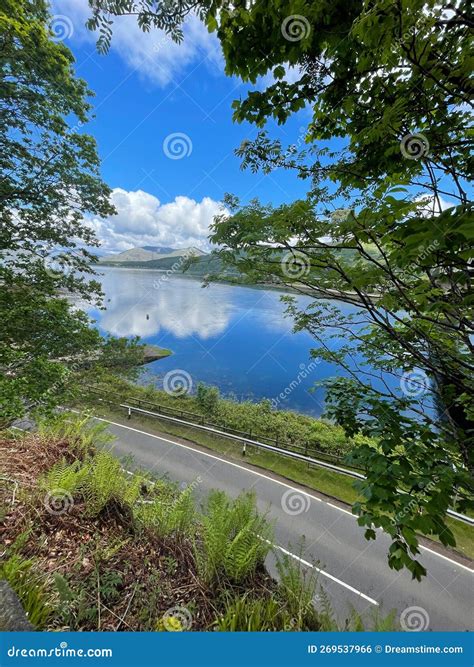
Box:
[242,442,246,457]
[127,407,131,420]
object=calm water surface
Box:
[86,267,393,417]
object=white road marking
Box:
[419,544,474,573]
[269,542,379,606]
[58,412,474,575]
[325,501,353,516]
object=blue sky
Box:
[51,1,310,254]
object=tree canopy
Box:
[0,0,141,426]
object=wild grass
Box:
[72,371,363,458]
[214,594,295,631]
[275,548,320,630]
[0,555,54,628]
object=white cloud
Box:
[416,194,455,217]
[98,276,231,339]
[89,188,224,253]
[52,0,223,87]
[259,64,303,89]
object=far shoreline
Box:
[95,263,380,304]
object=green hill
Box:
[100,253,239,278]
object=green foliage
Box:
[37,412,114,454]
[196,383,220,414]
[134,485,196,539]
[214,593,295,632]
[0,555,53,628]
[97,570,123,604]
[54,572,77,627]
[42,458,88,498]
[41,450,142,517]
[195,491,272,585]
[83,373,359,458]
[2,420,407,631]
[0,0,110,424]
[96,0,474,578]
[345,608,399,632]
[0,0,145,428]
[53,568,123,630]
[275,548,320,630]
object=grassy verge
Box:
[142,344,172,362]
[78,401,474,562]
[72,371,366,463]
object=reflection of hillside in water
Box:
[98,275,232,339]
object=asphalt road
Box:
[100,416,473,631]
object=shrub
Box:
[37,412,114,455]
[41,458,89,497]
[134,484,195,539]
[344,608,398,631]
[78,373,362,457]
[41,451,142,517]
[196,383,220,414]
[194,491,272,585]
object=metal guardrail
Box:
[119,402,474,527]
[120,403,366,480]
[82,384,360,470]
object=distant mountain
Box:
[99,253,240,279]
[141,246,175,254]
[99,246,207,264]
[99,246,365,276]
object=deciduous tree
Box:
[0,0,140,425]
